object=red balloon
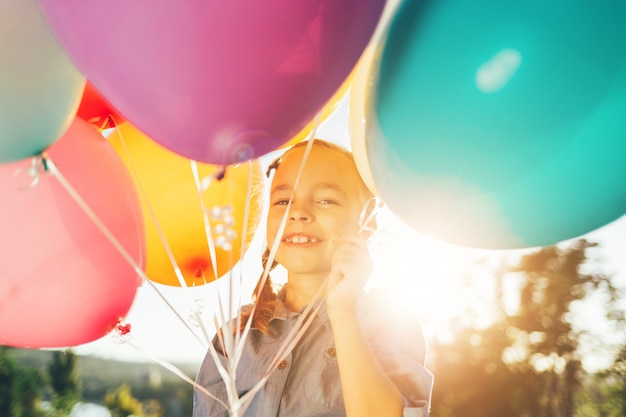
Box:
[77,82,125,130]
[0,118,145,348]
[36,0,385,165]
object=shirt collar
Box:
[271,286,330,326]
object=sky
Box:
[68,94,626,377]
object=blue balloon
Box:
[0,0,84,163]
[367,0,626,249]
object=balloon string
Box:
[190,161,236,350]
[196,312,242,416]
[43,155,143,279]
[218,117,322,416]
[238,278,327,415]
[191,160,265,417]
[190,160,231,354]
[114,130,193,291]
[112,129,211,346]
[157,114,324,415]
[265,287,326,373]
[232,161,255,354]
[43,155,207,349]
[190,160,220,283]
[116,336,230,412]
[216,162,254,365]
[370,0,402,46]
[12,156,47,189]
[225,119,323,414]
[358,196,384,235]
[240,112,378,412]
[141,281,207,348]
[232,119,320,371]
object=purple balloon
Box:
[37,0,384,164]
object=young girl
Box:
[193,139,433,417]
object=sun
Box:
[367,209,505,344]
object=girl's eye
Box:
[318,198,338,205]
[272,199,290,206]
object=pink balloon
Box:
[0,118,145,348]
[36,0,385,165]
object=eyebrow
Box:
[270,182,347,196]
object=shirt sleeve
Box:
[358,289,434,416]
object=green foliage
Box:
[574,374,623,417]
[103,383,166,417]
[48,350,80,397]
[142,398,165,417]
[9,348,196,417]
[127,381,192,417]
[429,239,626,417]
[0,346,47,417]
[105,383,144,417]
[47,350,81,417]
[588,345,626,417]
[0,347,17,416]
[13,367,45,417]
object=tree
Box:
[429,239,625,417]
[105,383,144,417]
[48,350,81,417]
[13,367,45,417]
[0,346,47,417]
[429,323,528,417]
[0,346,17,416]
[508,239,623,417]
[589,344,626,417]
[617,346,626,417]
[142,398,164,417]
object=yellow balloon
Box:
[108,123,264,287]
[349,46,380,196]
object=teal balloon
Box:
[367,0,626,249]
[0,0,84,163]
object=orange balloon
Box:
[77,82,126,130]
[108,123,264,287]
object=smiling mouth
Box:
[283,233,319,244]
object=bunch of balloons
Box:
[0,0,384,348]
[2,0,626,350]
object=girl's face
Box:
[266,146,367,276]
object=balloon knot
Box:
[40,153,51,172]
[12,155,50,189]
[116,322,132,335]
[195,265,204,278]
[358,196,384,235]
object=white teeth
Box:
[285,235,318,244]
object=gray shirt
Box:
[193,289,433,417]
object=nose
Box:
[289,200,312,223]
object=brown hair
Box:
[239,139,375,334]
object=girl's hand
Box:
[326,234,373,320]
